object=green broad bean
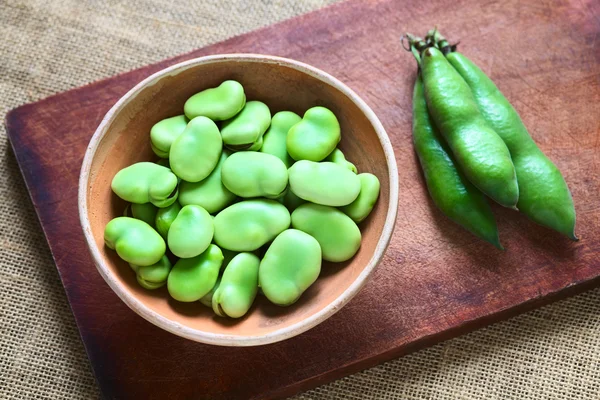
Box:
[221,101,271,150]
[247,135,263,151]
[155,201,181,239]
[212,252,260,318]
[325,148,357,173]
[178,150,236,214]
[286,106,341,161]
[150,115,188,158]
[167,244,223,302]
[277,187,306,211]
[169,116,223,183]
[259,229,321,306]
[221,151,288,198]
[199,278,220,307]
[213,199,290,251]
[124,202,158,227]
[288,160,361,206]
[111,162,179,208]
[184,80,246,121]
[260,111,301,168]
[340,173,380,223]
[292,203,361,262]
[104,217,165,266]
[198,248,238,307]
[130,255,172,290]
[167,205,213,258]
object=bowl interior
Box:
[85,57,392,342]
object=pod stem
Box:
[401,33,429,67]
[425,27,458,55]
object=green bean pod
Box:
[420,46,518,208]
[439,44,576,239]
[412,75,502,248]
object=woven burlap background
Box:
[1,1,599,399]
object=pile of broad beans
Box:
[104,80,380,318]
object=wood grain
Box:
[5,0,600,398]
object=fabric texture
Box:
[0,1,598,399]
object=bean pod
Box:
[421,46,519,208]
[412,74,502,248]
[437,38,576,239]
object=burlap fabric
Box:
[1,1,598,399]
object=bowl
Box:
[79,54,398,346]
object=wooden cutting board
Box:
[6,0,600,398]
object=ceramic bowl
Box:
[79,54,398,346]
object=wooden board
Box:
[5,0,600,398]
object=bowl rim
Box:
[78,53,399,346]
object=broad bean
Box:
[111,162,178,207]
[125,202,158,227]
[259,229,321,306]
[150,115,188,158]
[199,249,237,307]
[288,160,360,206]
[155,201,181,239]
[179,150,236,214]
[286,106,340,161]
[260,111,301,168]
[199,278,220,307]
[292,203,361,262]
[167,244,223,302]
[221,101,271,150]
[169,116,222,183]
[221,151,288,198]
[325,148,357,173]
[104,217,165,266]
[247,135,263,151]
[213,199,290,251]
[340,173,380,223]
[184,80,246,121]
[212,252,259,318]
[130,255,172,290]
[167,205,213,258]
